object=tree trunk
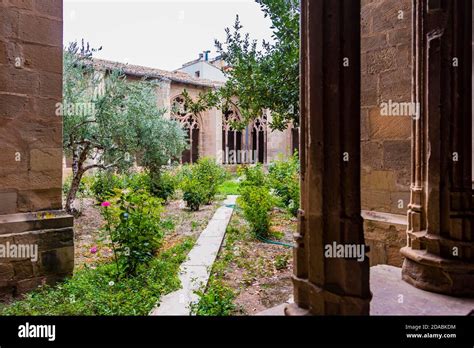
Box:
[65,169,84,214]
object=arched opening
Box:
[222,106,244,164]
[171,95,200,164]
[251,112,267,164]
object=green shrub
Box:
[180,176,207,211]
[125,171,152,192]
[0,239,194,316]
[238,185,275,238]
[150,170,177,202]
[194,157,227,204]
[190,278,236,316]
[268,153,300,216]
[178,158,226,210]
[238,163,267,188]
[101,189,164,277]
[91,171,123,202]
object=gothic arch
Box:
[222,106,244,164]
[170,95,200,164]
[250,111,268,164]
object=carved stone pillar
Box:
[401,0,474,296]
[286,0,371,315]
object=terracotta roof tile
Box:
[91,58,224,88]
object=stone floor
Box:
[257,264,474,316]
[150,195,237,316]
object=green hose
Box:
[256,234,294,248]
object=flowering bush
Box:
[100,190,164,277]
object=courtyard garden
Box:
[0,154,299,316]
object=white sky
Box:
[63,0,274,71]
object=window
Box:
[171,96,200,164]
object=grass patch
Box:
[217,180,240,196]
[0,238,194,316]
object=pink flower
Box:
[101,201,111,207]
[90,246,98,254]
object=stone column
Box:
[401,0,474,296]
[285,0,371,315]
[0,0,74,300]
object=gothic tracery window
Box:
[251,111,268,164]
[222,106,244,164]
[171,96,200,164]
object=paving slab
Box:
[150,195,238,315]
[370,264,474,315]
[255,265,474,316]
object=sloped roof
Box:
[91,58,224,88]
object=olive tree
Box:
[62,42,186,213]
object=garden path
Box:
[150,195,238,315]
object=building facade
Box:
[91,58,295,167]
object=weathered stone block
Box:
[361,74,378,106]
[0,66,39,95]
[372,0,411,33]
[0,191,18,215]
[362,33,388,52]
[362,170,397,191]
[38,72,62,98]
[361,109,370,141]
[30,147,62,172]
[367,47,398,74]
[5,0,34,10]
[0,94,35,120]
[387,27,412,46]
[0,262,14,280]
[13,260,36,279]
[382,140,411,170]
[0,7,19,39]
[362,141,383,170]
[0,40,7,64]
[34,0,62,19]
[369,107,411,139]
[18,13,61,46]
[17,188,62,212]
[379,67,411,102]
[40,246,74,275]
[13,227,74,251]
[23,44,62,74]
[361,189,392,211]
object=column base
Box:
[284,303,311,316]
[0,210,74,301]
[401,247,474,297]
[289,276,371,315]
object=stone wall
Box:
[0,0,74,300]
[361,0,412,266]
